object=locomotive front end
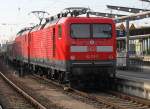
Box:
[66,17,116,86]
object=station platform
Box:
[116,66,150,82]
[116,66,150,99]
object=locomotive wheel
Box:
[37,68,43,76]
[19,65,24,77]
[51,69,55,80]
[47,70,52,79]
[58,72,62,84]
[58,71,63,84]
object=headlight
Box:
[70,55,75,60]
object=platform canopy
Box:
[115,10,150,23]
[107,5,150,13]
[89,12,126,18]
[140,0,150,2]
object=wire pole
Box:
[125,19,130,68]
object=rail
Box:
[33,74,150,109]
[0,72,47,109]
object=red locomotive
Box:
[7,8,116,88]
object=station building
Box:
[117,25,150,57]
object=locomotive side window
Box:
[58,25,62,38]
[71,24,90,38]
[93,24,112,38]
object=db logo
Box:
[90,40,94,45]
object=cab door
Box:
[52,27,56,58]
[28,33,31,63]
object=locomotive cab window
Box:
[93,24,112,38]
[71,24,112,38]
[71,24,90,38]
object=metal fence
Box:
[117,51,144,71]
[127,57,143,71]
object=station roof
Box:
[140,0,150,3]
[107,5,150,13]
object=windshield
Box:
[71,24,90,38]
[71,24,112,38]
[93,24,112,38]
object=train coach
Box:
[7,8,117,87]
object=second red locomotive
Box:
[7,8,116,88]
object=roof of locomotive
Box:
[16,7,115,37]
[57,17,114,24]
[16,16,114,37]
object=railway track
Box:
[1,57,150,109]
[0,59,103,109]
[0,72,47,109]
[33,74,150,109]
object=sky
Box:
[0,0,150,43]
